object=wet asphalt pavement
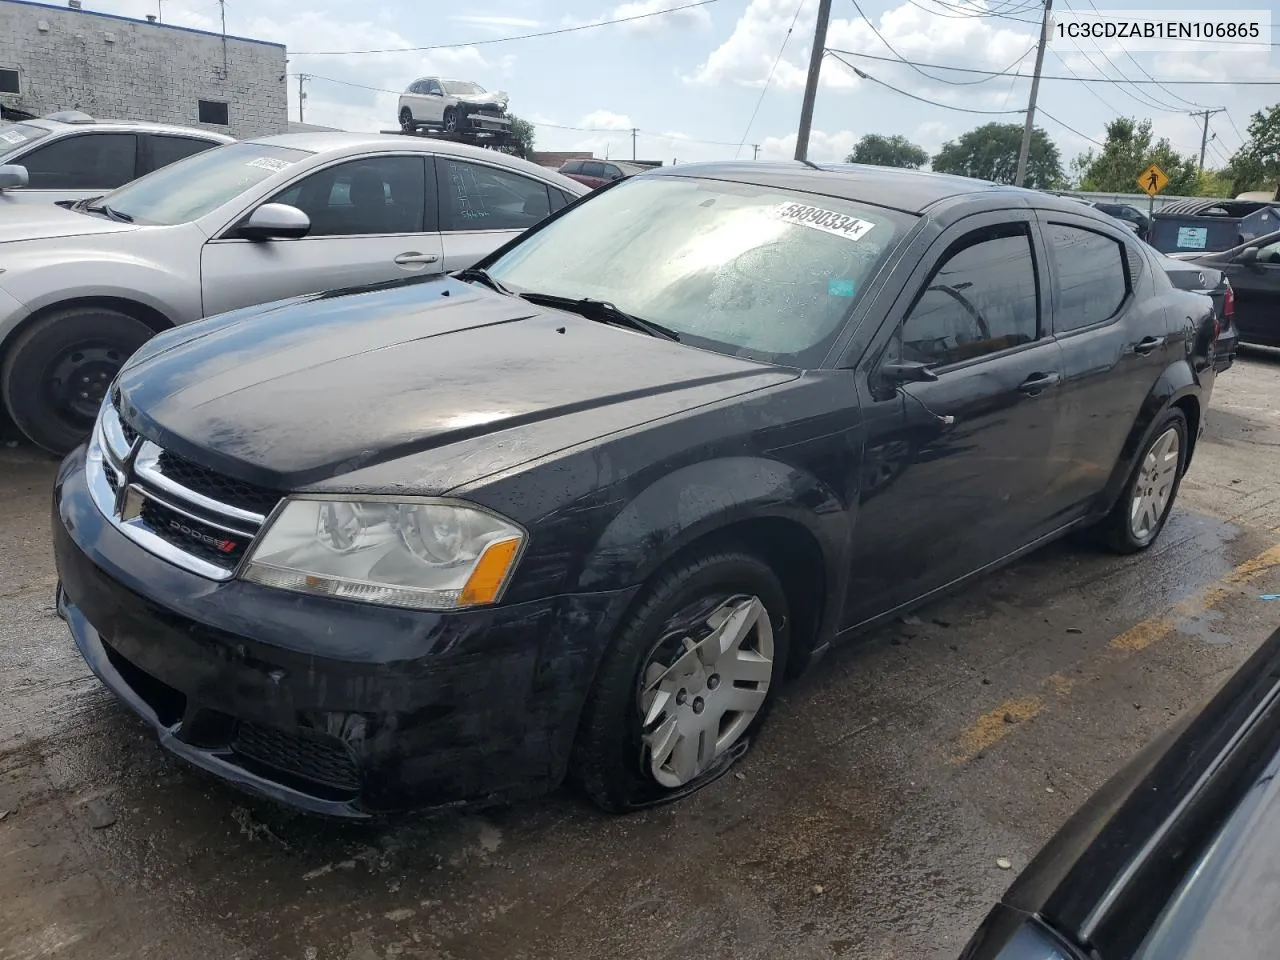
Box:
[5,355,1280,960]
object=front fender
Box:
[1097,360,1201,516]
[577,455,850,617]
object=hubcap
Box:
[1130,426,1180,540]
[48,345,125,423]
[638,595,774,789]
[444,111,457,132]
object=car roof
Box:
[246,132,588,195]
[642,160,1045,216]
[16,116,234,142]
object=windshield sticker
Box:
[828,279,857,297]
[1176,226,1208,249]
[0,129,28,145]
[772,202,877,242]
[247,157,294,173]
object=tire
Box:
[398,106,415,132]
[571,549,790,813]
[443,107,458,134]
[1102,408,1188,554]
[1,307,155,455]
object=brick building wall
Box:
[0,0,286,140]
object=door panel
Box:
[843,213,1065,628]
[200,154,443,317]
[1224,240,1280,346]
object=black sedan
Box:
[1173,229,1280,348]
[961,623,1280,960]
[52,161,1218,817]
[1157,250,1238,371]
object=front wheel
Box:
[1,307,155,455]
[571,550,790,812]
[442,107,458,133]
[1102,408,1188,554]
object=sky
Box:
[89,0,1279,171]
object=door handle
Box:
[1017,371,1061,396]
[1132,335,1165,355]
[394,252,440,265]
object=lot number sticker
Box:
[247,157,294,173]
[772,202,876,242]
[0,129,28,145]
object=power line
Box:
[736,0,802,159]
[1225,110,1248,148]
[291,0,722,55]
[1054,1,1185,113]
[824,49,1280,84]
[1037,108,1104,146]
[826,53,1025,114]
[1082,0,1207,110]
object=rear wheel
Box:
[1,307,155,455]
[398,106,415,132]
[571,550,790,812]
[1102,408,1188,554]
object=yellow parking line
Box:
[951,541,1280,763]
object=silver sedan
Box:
[0,132,588,453]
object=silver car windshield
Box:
[486,176,911,366]
[0,123,52,160]
[442,81,485,95]
[101,142,314,226]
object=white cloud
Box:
[581,109,635,130]
[612,0,713,32]
[758,128,860,162]
[449,15,542,31]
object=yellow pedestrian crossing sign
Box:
[1138,163,1169,197]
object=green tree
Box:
[505,115,536,161]
[930,122,1063,189]
[1073,118,1198,195]
[1225,104,1280,197]
[846,133,929,169]
[1195,168,1234,198]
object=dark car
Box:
[1171,229,1280,348]
[1092,202,1150,238]
[1157,250,1238,370]
[558,158,645,189]
[52,162,1218,818]
[960,623,1280,960]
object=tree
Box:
[505,115,536,161]
[846,133,928,169]
[1225,104,1280,197]
[930,123,1063,189]
[1073,118,1198,196]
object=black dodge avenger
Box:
[53,162,1218,816]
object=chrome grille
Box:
[86,401,279,581]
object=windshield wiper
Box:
[453,266,514,296]
[518,292,680,342]
[84,202,132,223]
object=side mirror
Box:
[880,360,939,384]
[239,202,310,241]
[1237,246,1260,265]
[0,164,29,190]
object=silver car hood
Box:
[456,90,508,107]
[0,200,135,244]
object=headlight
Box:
[241,497,525,611]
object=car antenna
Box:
[798,158,822,170]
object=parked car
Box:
[1155,250,1238,370]
[0,132,586,453]
[52,162,1217,818]
[1169,229,1280,348]
[558,158,647,190]
[960,622,1280,960]
[397,79,510,137]
[0,111,232,205]
[1052,195,1150,238]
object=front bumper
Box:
[54,447,636,817]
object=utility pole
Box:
[631,127,637,161]
[1191,108,1226,171]
[795,0,832,162]
[156,0,164,23]
[297,74,307,123]
[1015,0,1052,188]
[218,0,228,78]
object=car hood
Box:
[455,90,508,107]
[0,198,135,243]
[116,277,793,491]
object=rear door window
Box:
[582,161,607,179]
[149,135,219,172]
[437,158,552,231]
[1044,223,1129,333]
[900,225,1040,367]
[19,132,137,189]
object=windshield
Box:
[442,81,485,95]
[0,123,52,161]
[485,176,910,365]
[99,142,313,225]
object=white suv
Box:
[0,132,586,453]
[0,111,232,205]
[397,79,512,138]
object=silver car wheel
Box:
[1130,426,1180,540]
[638,595,774,789]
